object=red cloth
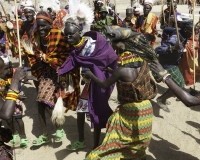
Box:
[179,35,200,86]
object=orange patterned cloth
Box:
[179,35,200,86]
[29,27,80,110]
[134,13,158,46]
[53,9,68,29]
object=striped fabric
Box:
[28,28,70,80]
[86,100,153,160]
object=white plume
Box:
[51,97,65,126]
[37,0,60,12]
[62,0,94,33]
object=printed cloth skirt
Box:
[36,78,56,108]
[86,100,153,160]
[167,66,185,88]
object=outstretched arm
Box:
[82,68,122,89]
[150,60,200,107]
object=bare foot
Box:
[156,98,170,112]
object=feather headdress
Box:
[37,0,60,13]
[62,0,94,34]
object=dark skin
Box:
[143,4,152,17]
[156,24,193,111]
[82,67,140,89]
[19,9,35,39]
[50,12,56,21]
[6,14,10,21]
[100,11,108,20]
[36,19,52,38]
[31,17,62,141]
[0,59,26,120]
[23,9,35,22]
[63,23,102,148]
[63,24,81,45]
[150,60,200,107]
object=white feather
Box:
[62,0,94,33]
[21,39,34,55]
[37,0,60,12]
[51,97,65,126]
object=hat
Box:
[23,0,35,11]
[99,7,108,13]
[36,11,53,23]
[144,0,153,7]
[126,7,134,14]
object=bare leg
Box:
[77,112,85,142]
[6,118,18,134]
[38,102,48,136]
[15,118,26,138]
[157,89,174,112]
[93,128,101,149]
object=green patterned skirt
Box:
[85,100,153,160]
[167,66,185,88]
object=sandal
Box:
[32,135,50,146]
[66,140,86,151]
[10,134,20,145]
[20,138,28,148]
[55,129,65,143]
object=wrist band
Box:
[162,73,172,83]
[5,90,19,101]
[9,88,20,94]
[159,69,168,77]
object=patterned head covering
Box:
[144,0,153,7]
[36,11,53,24]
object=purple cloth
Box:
[59,31,118,128]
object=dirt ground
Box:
[1,1,200,160]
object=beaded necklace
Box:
[74,37,86,48]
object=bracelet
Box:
[9,88,20,94]
[158,69,168,77]
[5,90,19,101]
[162,73,172,83]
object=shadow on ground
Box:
[148,134,199,160]
[54,115,106,160]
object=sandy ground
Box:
[1,0,200,160]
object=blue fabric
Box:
[155,27,185,69]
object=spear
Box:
[160,0,165,25]
[168,0,172,26]
[171,0,180,45]
[14,0,22,66]
[192,0,196,89]
[0,1,7,16]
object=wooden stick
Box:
[171,0,180,45]
[14,0,22,67]
[192,0,196,89]
[160,0,165,25]
[35,0,37,11]
[0,1,7,16]
[168,0,172,26]
[114,0,118,24]
[163,0,166,24]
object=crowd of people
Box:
[0,0,199,159]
